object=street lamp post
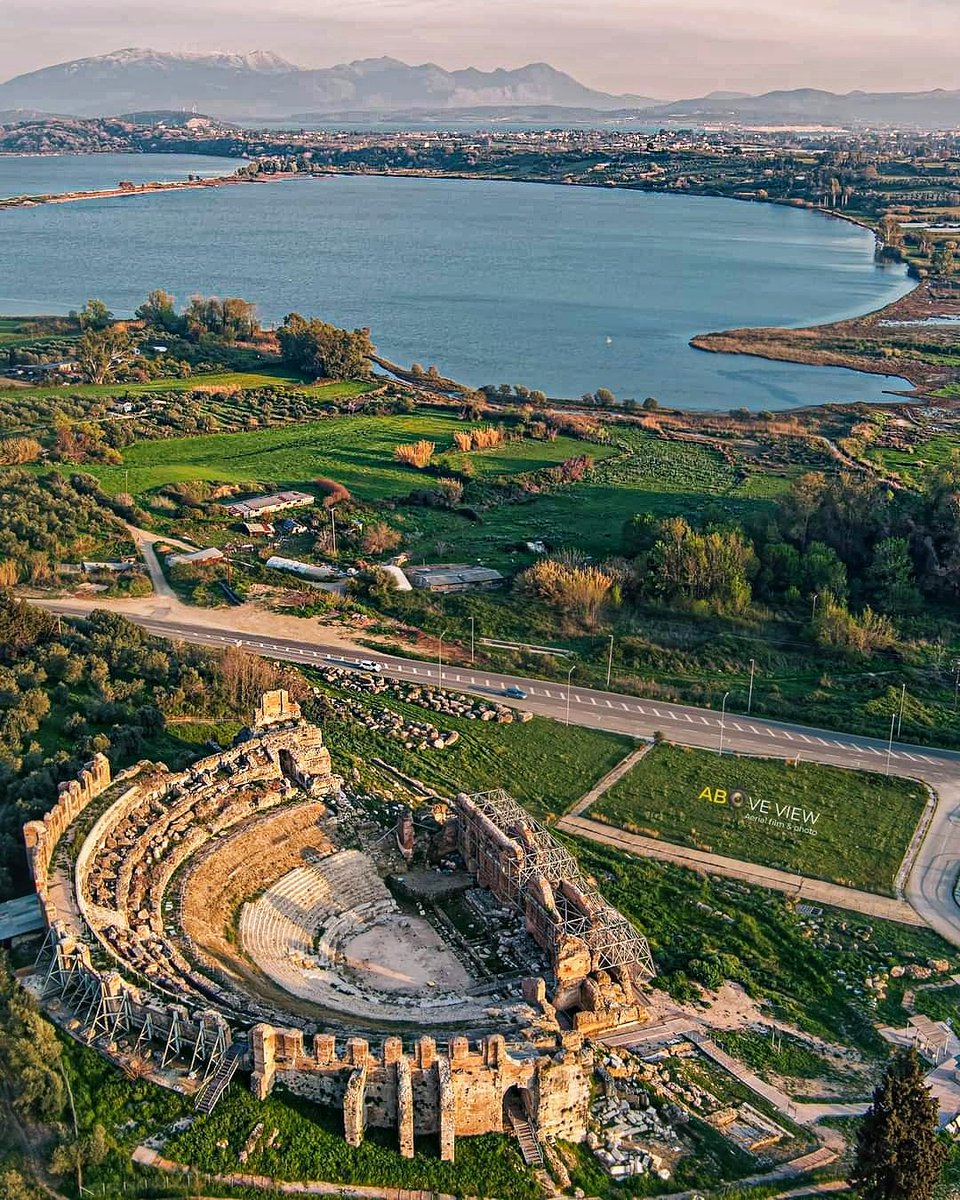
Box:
[747,658,756,715]
[565,664,577,727]
[885,711,896,776]
[437,632,446,692]
[811,592,819,623]
[468,616,475,666]
[718,691,730,757]
[897,683,906,739]
[606,634,614,689]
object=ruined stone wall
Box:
[39,924,231,1072]
[23,753,113,924]
[251,1025,592,1160]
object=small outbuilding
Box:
[404,564,504,593]
[167,547,225,566]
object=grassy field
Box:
[575,840,956,1053]
[910,983,960,1024]
[0,364,350,401]
[166,1086,539,1199]
[589,742,926,895]
[305,678,635,821]
[870,433,960,483]
[389,426,791,566]
[88,411,613,498]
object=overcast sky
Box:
[2,0,959,96]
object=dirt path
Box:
[565,743,649,817]
[557,813,925,926]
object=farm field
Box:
[88,411,615,498]
[588,742,926,895]
[869,432,960,483]
[0,363,342,401]
[395,427,792,566]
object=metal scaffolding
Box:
[30,928,232,1073]
[458,790,655,980]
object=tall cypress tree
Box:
[851,1047,947,1200]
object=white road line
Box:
[606,700,613,708]
[700,717,710,725]
[750,726,762,734]
[590,697,597,705]
[621,703,629,711]
[782,732,793,740]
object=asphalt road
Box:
[40,601,960,947]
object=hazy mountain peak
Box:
[0,48,648,119]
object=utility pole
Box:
[469,615,475,667]
[437,632,446,692]
[885,711,896,776]
[747,658,756,715]
[606,634,614,689]
[718,691,730,757]
[330,508,337,556]
[565,664,576,727]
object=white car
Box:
[358,659,383,672]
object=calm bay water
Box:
[0,169,915,409]
[0,152,243,200]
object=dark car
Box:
[504,685,528,699]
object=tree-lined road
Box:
[37,597,960,948]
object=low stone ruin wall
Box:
[252,1024,592,1161]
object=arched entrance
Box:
[502,1083,532,1131]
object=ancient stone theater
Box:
[23,690,654,1160]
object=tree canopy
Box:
[851,1047,946,1200]
[277,313,373,380]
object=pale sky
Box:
[2,0,959,97]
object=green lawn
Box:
[88,411,613,499]
[589,742,926,895]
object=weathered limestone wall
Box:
[251,1025,592,1161]
[23,753,113,923]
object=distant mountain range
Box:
[0,49,653,120]
[646,88,960,127]
[0,49,957,128]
